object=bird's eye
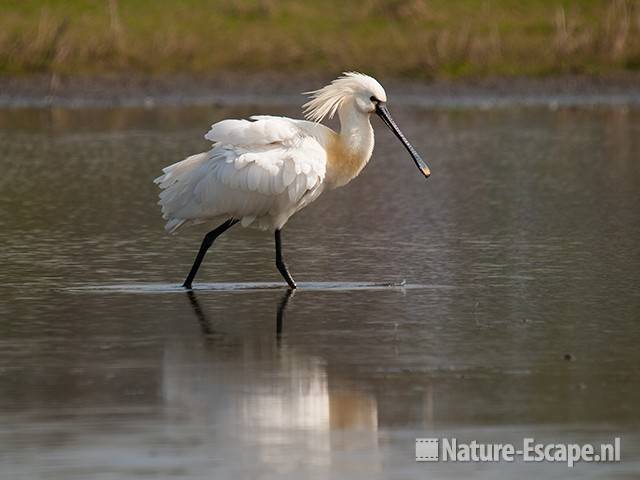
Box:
[370,96,379,103]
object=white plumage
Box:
[155,115,330,232]
[154,72,429,289]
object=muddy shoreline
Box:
[2,73,640,109]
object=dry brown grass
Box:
[1,0,639,78]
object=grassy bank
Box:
[1,0,639,79]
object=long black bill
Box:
[375,103,430,178]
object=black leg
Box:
[275,229,297,289]
[183,219,238,289]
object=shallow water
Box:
[1,101,639,479]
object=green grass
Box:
[1,0,639,78]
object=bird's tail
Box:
[154,151,209,233]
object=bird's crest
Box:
[303,72,386,123]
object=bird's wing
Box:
[203,115,326,196]
[156,116,327,230]
[204,115,303,148]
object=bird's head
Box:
[303,72,430,179]
[303,72,387,122]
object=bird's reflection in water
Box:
[173,288,381,473]
[186,288,295,342]
[185,289,215,336]
[276,288,294,343]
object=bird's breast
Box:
[325,134,374,188]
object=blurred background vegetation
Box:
[1,0,639,79]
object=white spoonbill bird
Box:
[154,72,430,289]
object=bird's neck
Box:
[326,100,375,188]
